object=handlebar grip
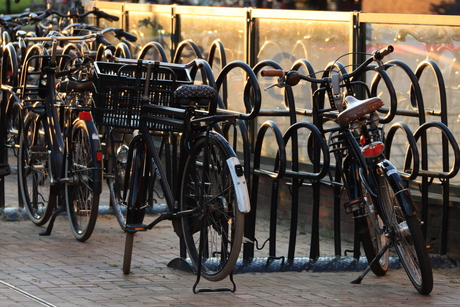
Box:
[96,11,119,22]
[374,45,394,61]
[95,34,112,47]
[261,70,284,77]
[114,28,137,42]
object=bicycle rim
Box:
[181,133,244,282]
[379,173,433,295]
[18,113,54,225]
[65,120,100,242]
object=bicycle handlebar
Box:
[0,16,30,29]
[29,7,119,23]
[373,45,394,60]
[261,45,394,86]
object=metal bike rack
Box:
[241,58,332,266]
[377,59,460,255]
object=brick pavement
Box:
[1,160,460,306]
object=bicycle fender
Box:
[378,160,417,217]
[226,156,250,213]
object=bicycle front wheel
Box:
[65,119,102,242]
[18,112,55,225]
[180,132,246,281]
[378,168,433,295]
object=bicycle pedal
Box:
[125,224,148,233]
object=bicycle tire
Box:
[378,169,433,295]
[18,112,55,225]
[180,132,245,281]
[122,137,148,274]
[361,186,389,276]
[65,119,102,242]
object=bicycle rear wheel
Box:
[180,132,246,281]
[378,169,433,295]
[65,119,102,242]
[18,112,55,225]
[122,136,148,274]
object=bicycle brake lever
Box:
[264,83,278,91]
[264,77,286,91]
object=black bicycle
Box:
[17,34,104,241]
[262,45,433,295]
[93,57,252,290]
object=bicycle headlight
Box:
[117,145,129,164]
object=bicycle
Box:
[91,57,251,291]
[28,7,120,37]
[0,7,124,152]
[261,45,433,295]
[17,33,105,241]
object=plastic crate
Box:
[92,61,192,129]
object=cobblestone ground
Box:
[1,156,460,306]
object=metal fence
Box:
[84,2,460,180]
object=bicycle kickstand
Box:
[192,269,236,294]
[39,205,65,236]
[191,219,237,294]
[351,236,393,284]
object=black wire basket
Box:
[92,61,192,129]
